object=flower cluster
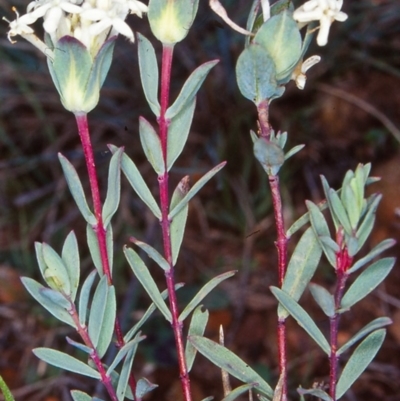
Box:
[5,0,147,57]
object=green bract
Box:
[148,0,199,45]
[47,36,116,113]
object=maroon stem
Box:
[68,300,118,401]
[74,112,137,395]
[257,101,288,401]
[157,44,193,401]
[330,237,351,401]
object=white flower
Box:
[126,0,148,18]
[5,8,36,42]
[293,0,348,46]
[291,55,321,89]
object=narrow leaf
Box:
[130,237,170,271]
[279,227,321,318]
[166,60,218,119]
[33,348,101,379]
[21,277,75,327]
[124,284,183,343]
[88,275,109,349]
[96,285,116,358]
[348,239,396,274]
[66,337,93,354]
[86,224,113,276]
[297,388,332,401]
[222,384,258,401]
[169,162,226,220]
[306,200,336,267]
[189,336,273,399]
[58,153,96,225]
[139,117,165,175]
[102,147,123,227]
[110,145,161,219]
[71,390,104,401]
[340,257,395,311]
[179,271,236,321]
[336,329,386,399]
[338,317,392,356]
[0,375,16,401]
[284,144,304,161]
[124,247,172,322]
[42,243,71,294]
[61,231,80,302]
[271,287,330,354]
[309,283,335,317]
[137,33,160,116]
[116,344,137,401]
[107,336,145,376]
[167,98,196,171]
[79,270,97,326]
[185,305,209,372]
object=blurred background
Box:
[1,0,400,400]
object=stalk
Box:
[329,230,352,400]
[257,100,288,401]
[157,43,193,401]
[74,112,137,395]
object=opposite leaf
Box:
[189,335,274,399]
[33,348,101,379]
[166,60,218,119]
[137,33,160,116]
[279,227,322,319]
[336,329,386,399]
[61,231,80,302]
[58,153,96,225]
[102,146,123,227]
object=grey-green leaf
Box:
[58,153,96,225]
[279,227,321,319]
[86,223,113,276]
[166,60,218,119]
[96,285,116,358]
[102,147,123,227]
[71,390,99,401]
[167,98,196,171]
[179,271,236,322]
[284,144,304,161]
[124,247,172,322]
[309,283,335,317]
[79,270,97,326]
[110,145,161,219]
[340,258,395,311]
[139,117,165,175]
[116,344,137,401]
[271,287,330,354]
[137,33,160,116]
[297,388,332,401]
[236,44,283,104]
[306,200,336,267]
[185,305,209,372]
[222,384,258,401]
[88,275,109,349]
[189,335,273,399]
[338,317,392,356]
[33,348,101,379]
[169,162,226,220]
[336,329,386,399]
[61,231,80,302]
[21,277,75,327]
[66,337,93,354]
[348,239,396,274]
[135,378,158,399]
[131,237,170,271]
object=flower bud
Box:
[148,0,199,45]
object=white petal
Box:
[293,8,322,22]
[60,2,82,13]
[335,11,348,22]
[111,18,133,39]
[301,55,321,73]
[89,18,112,36]
[317,15,331,46]
[81,8,107,20]
[43,6,63,33]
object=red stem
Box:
[157,44,193,401]
[68,300,118,401]
[330,233,351,400]
[257,101,288,401]
[74,112,137,395]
